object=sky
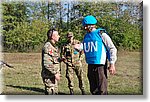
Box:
[2,0,143,3]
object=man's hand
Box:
[108,64,116,75]
[74,43,83,51]
[55,73,61,81]
[60,57,66,62]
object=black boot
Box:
[81,90,85,95]
[70,89,74,95]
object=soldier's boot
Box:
[45,91,48,95]
[81,89,85,95]
[51,89,54,95]
[45,87,49,95]
[45,89,55,95]
[70,89,74,95]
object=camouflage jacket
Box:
[61,39,84,67]
[41,40,61,78]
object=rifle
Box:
[0,61,14,68]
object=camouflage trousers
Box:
[42,77,58,95]
[66,65,84,91]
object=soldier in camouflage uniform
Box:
[61,32,85,95]
[41,28,63,95]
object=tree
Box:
[2,0,142,52]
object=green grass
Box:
[1,51,143,95]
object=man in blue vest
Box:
[82,15,117,95]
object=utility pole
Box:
[48,0,51,25]
[67,2,70,30]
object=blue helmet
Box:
[82,15,97,26]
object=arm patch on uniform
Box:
[49,49,53,56]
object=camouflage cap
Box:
[67,32,73,38]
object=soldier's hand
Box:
[60,57,66,62]
[72,64,75,67]
[55,73,61,81]
[74,44,83,51]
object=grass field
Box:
[1,51,143,95]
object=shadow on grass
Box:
[6,85,68,95]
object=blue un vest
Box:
[83,28,107,64]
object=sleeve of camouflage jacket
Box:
[61,45,73,67]
[79,50,84,61]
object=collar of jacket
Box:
[47,39,56,47]
[67,39,76,45]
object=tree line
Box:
[2,0,143,52]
